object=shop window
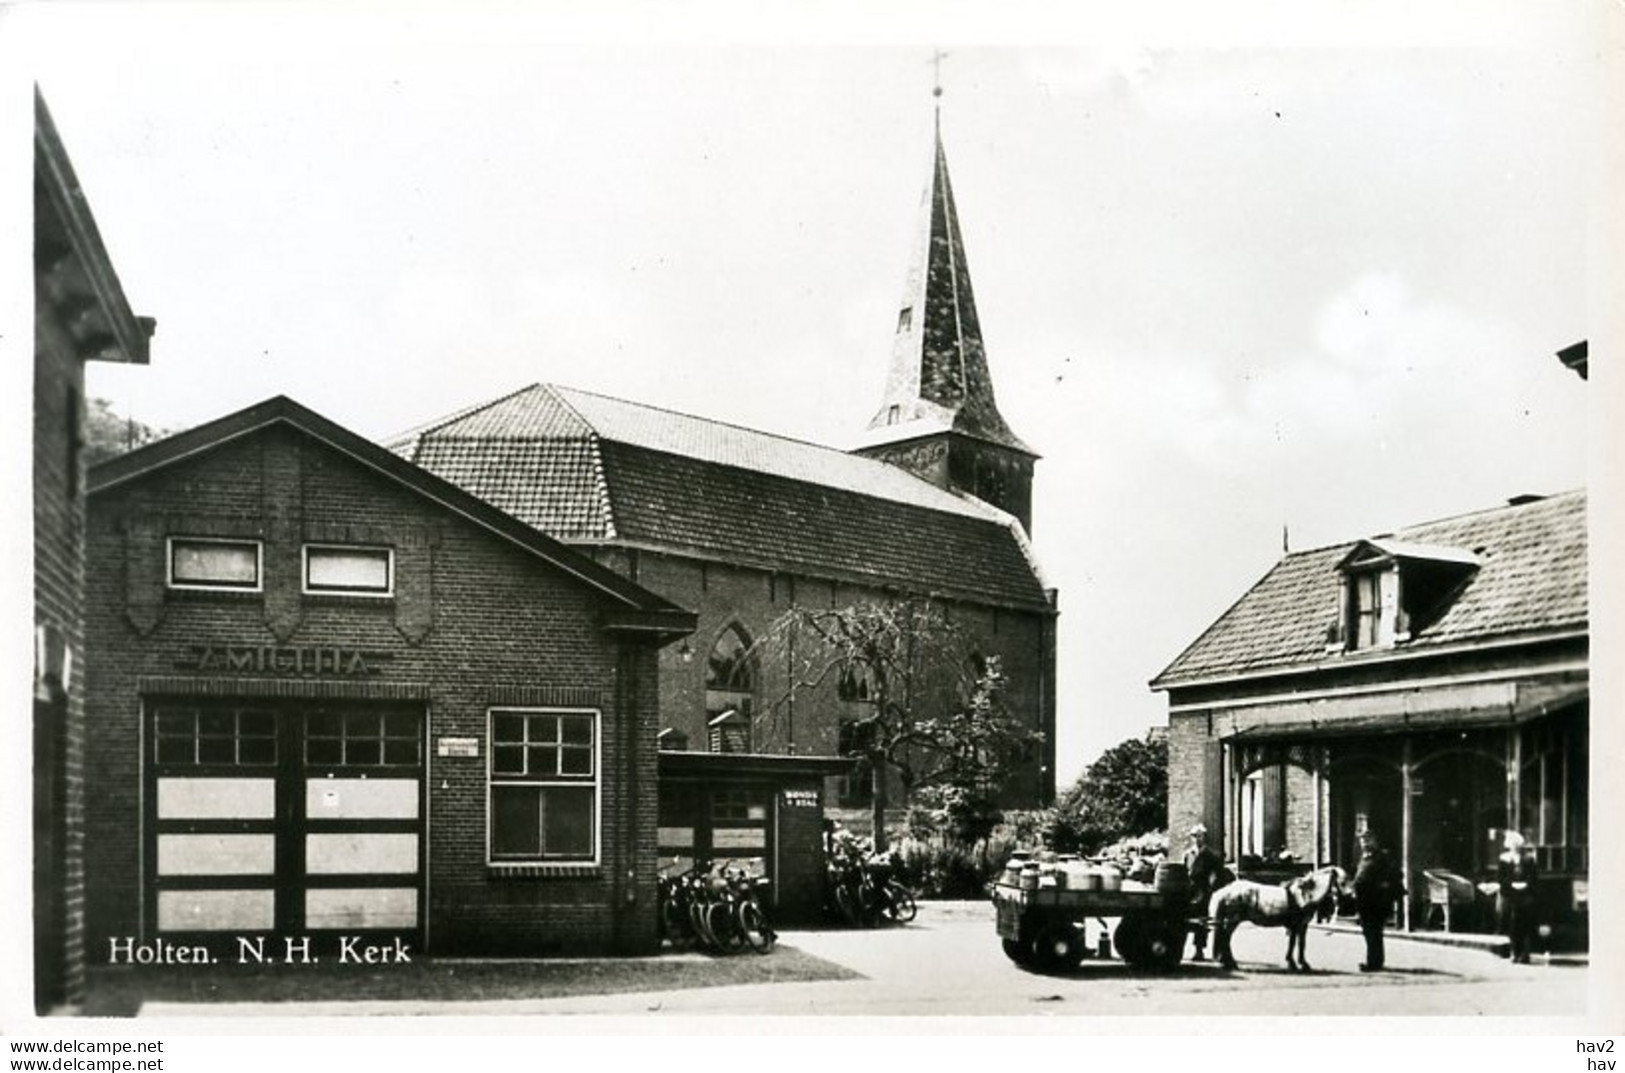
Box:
[168,537,261,592]
[488,709,598,862]
[153,705,277,766]
[304,544,393,596]
[306,708,421,767]
[1519,714,1587,873]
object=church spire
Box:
[855,80,1037,532]
[863,90,1032,456]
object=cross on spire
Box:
[930,48,949,100]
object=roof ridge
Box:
[1397,488,1585,534]
[551,383,983,499]
[553,384,839,449]
[1275,489,1588,560]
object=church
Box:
[391,107,1060,836]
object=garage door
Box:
[145,700,424,942]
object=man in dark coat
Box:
[1183,824,1229,962]
[1498,830,1539,964]
[1352,829,1404,971]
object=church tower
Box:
[853,90,1038,534]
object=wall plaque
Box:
[437,737,479,758]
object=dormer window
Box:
[1333,539,1479,652]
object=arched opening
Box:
[1412,744,1506,881]
[1328,751,1402,873]
[704,623,756,753]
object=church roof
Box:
[388,384,1052,611]
[1150,490,1588,689]
[862,123,1033,456]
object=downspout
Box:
[1400,737,1413,932]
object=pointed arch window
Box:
[704,624,756,752]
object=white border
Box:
[301,543,395,599]
[165,535,263,593]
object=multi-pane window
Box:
[168,538,262,592]
[153,705,277,766]
[711,787,752,821]
[1350,571,1382,649]
[304,545,393,596]
[1519,713,1588,873]
[305,709,421,767]
[489,709,598,862]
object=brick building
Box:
[389,116,1059,828]
[84,397,698,957]
[34,89,154,1012]
[1152,492,1588,944]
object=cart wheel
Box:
[1145,921,1185,970]
[1115,913,1183,970]
[1002,938,1034,965]
[1031,925,1086,973]
[1113,914,1151,967]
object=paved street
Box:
[137,901,1588,1020]
[525,903,1586,1018]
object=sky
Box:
[6,2,1609,788]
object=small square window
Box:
[169,538,262,591]
[304,545,393,596]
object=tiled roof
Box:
[390,384,1051,610]
[409,438,613,543]
[1152,490,1587,687]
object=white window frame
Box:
[167,536,263,593]
[486,707,601,866]
[302,543,395,598]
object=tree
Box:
[757,600,1044,850]
[1053,735,1168,854]
[83,397,170,466]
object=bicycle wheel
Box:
[856,881,882,927]
[707,900,746,952]
[738,900,776,954]
[886,882,917,924]
[835,882,865,928]
[661,894,690,946]
[690,898,719,951]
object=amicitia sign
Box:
[173,643,393,676]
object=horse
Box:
[1206,865,1347,972]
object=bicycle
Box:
[862,853,917,925]
[730,870,777,953]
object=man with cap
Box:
[1497,830,1539,964]
[1183,823,1228,962]
[1352,828,1404,971]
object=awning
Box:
[1225,684,1587,743]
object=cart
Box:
[993,880,1195,972]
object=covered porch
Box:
[1218,688,1587,946]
